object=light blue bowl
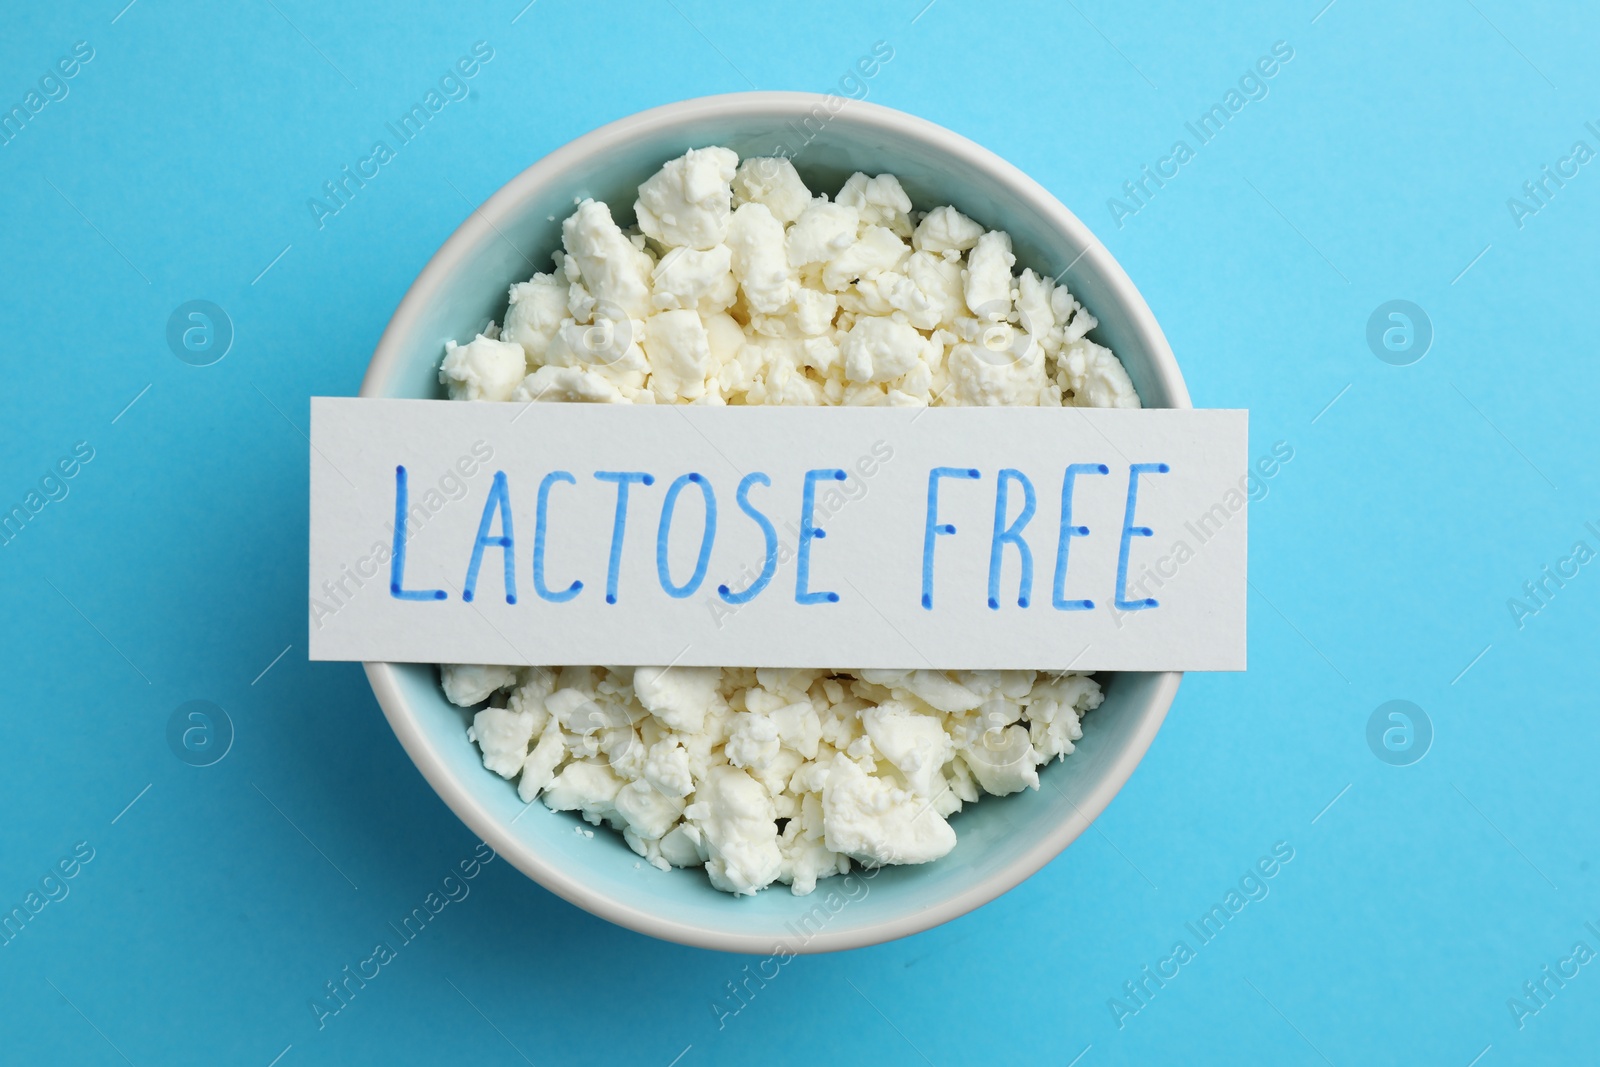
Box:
[360,92,1185,953]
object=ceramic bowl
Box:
[360,91,1185,953]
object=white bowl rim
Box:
[359,90,1186,954]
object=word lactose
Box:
[388,462,1171,612]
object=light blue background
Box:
[2,1,1596,1064]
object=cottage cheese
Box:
[442,148,1132,895]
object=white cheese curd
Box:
[821,755,957,866]
[841,316,925,384]
[731,156,813,226]
[836,172,915,237]
[633,664,720,733]
[642,310,713,402]
[1061,337,1141,409]
[725,202,794,314]
[560,199,655,319]
[441,663,519,705]
[438,147,1133,895]
[438,335,527,402]
[912,204,985,254]
[649,244,736,313]
[634,145,739,251]
[512,365,624,405]
[962,230,1016,321]
[785,200,860,271]
[501,274,569,363]
[823,225,910,292]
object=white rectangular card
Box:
[308,399,1247,670]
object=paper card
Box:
[308,399,1247,671]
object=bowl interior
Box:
[364,96,1182,951]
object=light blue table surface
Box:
[2,1,1596,1063]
